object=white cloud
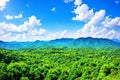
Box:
[43,27,120,40]
[89,10,105,25]
[1,0,120,41]
[0,32,11,41]
[20,16,41,32]
[0,30,4,35]
[51,7,56,12]
[82,10,105,31]
[1,16,41,32]
[102,16,120,28]
[30,28,46,36]
[74,0,82,6]
[42,30,69,40]
[64,0,73,3]
[0,29,69,41]
[0,22,18,32]
[72,4,94,21]
[5,15,13,20]
[14,14,23,19]
[71,0,120,40]
[107,30,120,39]
[73,26,120,39]
[18,16,41,32]
[0,0,9,11]
[0,25,120,41]
[1,14,120,41]
[5,13,23,20]
[0,16,46,41]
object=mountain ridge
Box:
[0,37,120,50]
[112,39,120,43]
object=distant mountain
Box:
[49,38,75,47]
[73,37,120,48]
[112,39,120,43]
[0,37,120,50]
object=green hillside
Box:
[0,47,120,80]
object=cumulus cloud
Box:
[0,30,4,35]
[102,16,120,28]
[1,16,41,32]
[5,13,23,20]
[72,4,94,21]
[74,0,82,6]
[42,30,69,40]
[43,27,120,40]
[71,0,120,40]
[0,16,47,41]
[0,0,9,11]
[5,15,13,20]
[1,0,120,41]
[29,28,46,36]
[73,26,120,39]
[72,0,105,23]
[88,10,105,25]
[1,13,120,41]
[14,14,23,19]
[82,10,105,32]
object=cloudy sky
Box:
[0,0,120,41]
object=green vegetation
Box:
[0,47,120,80]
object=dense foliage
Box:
[0,47,120,80]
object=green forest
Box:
[0,47,120,80]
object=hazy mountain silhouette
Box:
[112,39,120,43]
[0,37,120,50]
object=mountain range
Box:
[112,39,120,43]
[0,37,120,50]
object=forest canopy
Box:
[0,47,120,80]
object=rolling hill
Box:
[0,37,120,50]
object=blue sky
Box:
[0,0,120,41]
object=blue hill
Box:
[112,39,120,43]
[0,37,120,50]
